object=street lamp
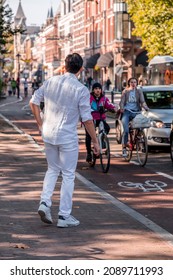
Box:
[16,53,21,98]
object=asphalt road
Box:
[1,91,173,236]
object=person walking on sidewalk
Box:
[23,78,28,97]
[11,78,17,96]
[105,77,111,91]
[29,53,100,228]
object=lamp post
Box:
[114,0,131,91]
[16,53,21,98]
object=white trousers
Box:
[41,141,79,218]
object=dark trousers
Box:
[85,120,110,153]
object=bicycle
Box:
[89,109,112,173]
[122,110,150,167]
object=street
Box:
[0,90,173,260]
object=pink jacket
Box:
[90,94,116,120]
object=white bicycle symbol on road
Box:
[118,180,167,192]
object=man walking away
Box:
[30,53,100,228]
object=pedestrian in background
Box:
[16,76,20,98]
[32,78,39,95]
[11,78,17,96]
[105,77,111,91]
[87,75,93,91]
[29,53,100,228]
[7,78,12,96]
[23,78,28,97]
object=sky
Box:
[7,0,61,26]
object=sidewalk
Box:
[1,115,173,260]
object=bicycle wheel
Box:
[100,133,110,173]
[115,119,122,144]
[136,130,148,166]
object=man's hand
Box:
[93,141,100,156]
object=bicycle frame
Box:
[126,125,148,166]
[89,112,111,173]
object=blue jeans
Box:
[121,110,137,145]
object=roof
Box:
[26,26,40,35]
[140,85,173,91]
[15,0,26,20]
[149,56,173,66]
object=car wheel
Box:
[115,119,122,144]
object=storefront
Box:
[148,56,173,85]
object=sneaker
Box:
[57,215,80,228]
[122,148,127,157]
[38,202,53,224]
[86,153,92,163]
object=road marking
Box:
[76,172,173,247]
[157,172,173,180]
[0,113,44,152]
[0,97,22,108]
[1,113,173,247]
[118,180,167,192]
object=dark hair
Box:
[127,77,138,86]
[92,82,102,91]
[65,53,83,74]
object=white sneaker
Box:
[57,215,80,228]
[122,148,127,157]
[38,202,53,224]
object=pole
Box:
[16,53,21,98]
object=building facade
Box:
[13,0,149,89]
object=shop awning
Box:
[136,51,149,67]
[96,51,113,68]
[85,53,100,68]
[149,55,173,66]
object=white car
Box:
[115,85,173,146]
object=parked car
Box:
[115,85,173,146]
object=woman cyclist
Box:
[119,77,149,157]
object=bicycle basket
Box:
[131,114,151,129]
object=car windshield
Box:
[143,90,173,109]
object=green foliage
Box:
[125,0,173,59]
[0,0,25,55]
[0,0,13,55]
[0,77,5,95]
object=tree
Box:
[0,0,25,95]
[0,0,25,55]
[125,0,173,59]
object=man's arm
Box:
[29,101,42,133]
[83,119,100,156]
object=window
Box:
[144,91,173,109]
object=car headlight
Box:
[150,120,166,128]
